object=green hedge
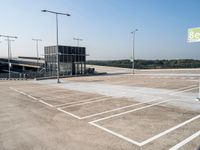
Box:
[87,59,200,69]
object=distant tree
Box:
[87,59,200,69]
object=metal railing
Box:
[0,73,27,80]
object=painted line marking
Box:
[90,111,200,146]
[55,96,108,108]
[169,130,200,150]
[170,86,198,95]
[59,97,113,108]
[91,99,173,123]
[27,94,38,101]
[41,92,92,100]
[130,85,197,98]
[147,85,197,98]
[62,98,161,120]
[80,98,161,119]
[10,87,38,101]
[139,114,200,146]
[10,86,107,108]
[171,85,197,92]
[41,94,77,100]
[10,87,53,107]
[89,122,141,146]
[39,100,54,107]
[57,108,81,119]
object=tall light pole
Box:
[41,9,71,83]
[32,39,42,65]
[73,38,83,47]
[32,38,42,77]
[5,39,15,60]
[131,29,138,74]
[0,35,17,79]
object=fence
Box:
[0,67,98,80]
[0,73,34,80]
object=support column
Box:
[84,63,86,74]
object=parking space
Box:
[2,68,200,150]
[10,84,107,107]
[15,85,75,96]
[113,78,199,90]
[62,71,200,149]
[40,93,104,107]
[60,97,140,119]
[10,81,200,149]
[177,134,200,150]
[90,100,200,145]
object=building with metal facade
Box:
[44,45,86,76]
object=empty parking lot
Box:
[0,67,200,150]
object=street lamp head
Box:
[0,35,17,39]
[41,10,47,12]
[5,39,15,42]
[32,38,42,41]
[41,9,71,16]
[131,29,138,34]
[73,38,83,41]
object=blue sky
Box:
[0,0,200,60]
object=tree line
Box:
[87,59,200,69]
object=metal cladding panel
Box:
[57,46,86,63]
[44,45,86,76]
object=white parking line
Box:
[90,99,172,123]
[75,98,161,119]
[10,87,38,101]
[10,86,108,108]
[10,87,54,107]
[57,108,81,119]
[39,100,54,107]
[26,94,38,101]
[169,130,200,150]
[170,86,198,95]
[89,122,141,146]
[90,108,200,146]
[131,85,197,97]
[171,85,197,92]
[140,114,200,146]
[54,96,108,108]
[41,95,73,100]
[59,97,113,108]
[41,92,90,100]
